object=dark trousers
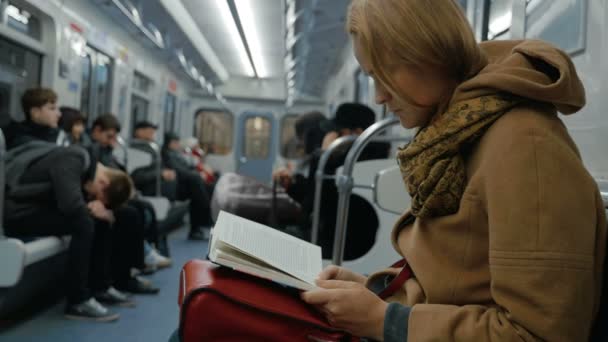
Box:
[89,220,113,294]
[5,208,100,305]
[161,170,212,232]
[178,170,213,230]
[110,204,146,288]
[127,197,159,245]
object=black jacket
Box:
[287,140,391,260]
[4,120,62,149]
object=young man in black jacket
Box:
[4,144,133,321]
[91,114,171,280]
[131,122,213,240]
[3,88,133,321]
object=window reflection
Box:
[244,117,271,159]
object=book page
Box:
[213,211,322,285]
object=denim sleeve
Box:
[384,303,411,342]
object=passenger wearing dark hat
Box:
[131,126,214,241]
[133,121,158,142]
[311,102,391,260]
[321,103,376,134]
[133,121,158,130]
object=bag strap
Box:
[377,259,413,300]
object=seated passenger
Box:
[274,104,390,259]
[3,88,64,148]
[89,114,167,291]
[3,143,132,322]
[300,1,606,341]
[314,103,390,259]
[131,122,213,240]
[273,111,328,203]
[182,137,217,185]
[5,90,143,313]
[163,132,216,195]
[59,106,89,146]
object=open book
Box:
[209,211,322,290]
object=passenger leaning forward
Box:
[301,0,607,341]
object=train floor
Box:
[0,226,207,342]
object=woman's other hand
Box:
[301,279,387,340]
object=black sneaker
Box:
[117,277,160,295]
[65,298,120,322]
[95,287,136,308]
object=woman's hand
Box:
[301,280,387,340]
[318,265,367,285]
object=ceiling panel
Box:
[181,0,284,79]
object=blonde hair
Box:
[347,0,484,98]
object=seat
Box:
[327,160,404,274]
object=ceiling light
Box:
[235,0,268,78]
[215,0,255,77]
[159,0,229,82]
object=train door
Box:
[236,112,277,183]
[80,46,112,125]
[0,38,42,125]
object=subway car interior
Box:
[0,0,607,341]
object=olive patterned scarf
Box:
[397,94,523,218]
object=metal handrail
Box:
[0,129,5,237]
[115,136,129,168]
[130,139,162,196]
[332,116,402,265]
[310,135,357,245]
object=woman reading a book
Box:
[301,0,606,341]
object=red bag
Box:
[178,260,356,342]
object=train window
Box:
[280,115,305,159]
[131,95,149,136]
[5,2,41,41]
[0,37,41,122]
[80,46,113,123]
[525,0,586,55]
[133,71,152,93]
[164,92,177,133]
[244,116,271,160]
[488,0,513,40]
[195,110,234,155]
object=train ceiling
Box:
[91,0,352,105]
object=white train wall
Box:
[323,0,608,183]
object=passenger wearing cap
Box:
[131,123,214,240]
